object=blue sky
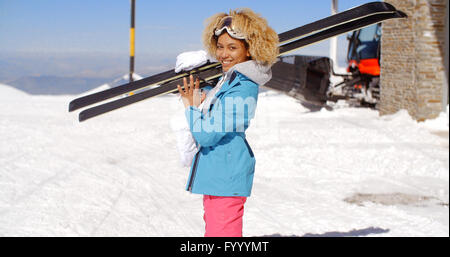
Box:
[0,0,376,54]
[0,0,377,79]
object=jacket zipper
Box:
[187,150,201,192]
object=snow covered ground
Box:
[0,83,448,237]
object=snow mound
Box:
[77,83,111,97]
[380,108,449,135]
[420,105,449,130]
[121,73,143,81]
[0,83,29,98]
[380,109,416,124]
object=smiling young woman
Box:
[175,8,279,237]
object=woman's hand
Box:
[177,75,206,108]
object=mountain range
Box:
[6,75,113,95]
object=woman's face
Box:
[216,32,250,72]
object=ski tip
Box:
[378,2,397,11]
[78,109,98,122]
[396,10,408,18]
[78,111,88,122]
[69,99,85,112]
[68,101,77,112]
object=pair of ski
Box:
[69,2,406,122]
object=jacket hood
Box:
[227,60,272,86]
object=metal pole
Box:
[330,0,339,72]
[129,0,135,83]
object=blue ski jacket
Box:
[184,63,269,197]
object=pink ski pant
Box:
[203,195,247,237]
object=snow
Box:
[0,83,448,236]
[0,83,30,98]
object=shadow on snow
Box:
[260,227,390,237]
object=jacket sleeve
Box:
[184,81,258,147]
[170,109,198,167]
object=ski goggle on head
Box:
[214,16,246,40]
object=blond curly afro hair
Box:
[203,8,279,66]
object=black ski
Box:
[73,2,406,122]
[277,1,399,43]
[68,2,403,113]
[78,67,223,122]
[279,11,406,55]
[68,62,220,112]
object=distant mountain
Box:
[7,75,113,95]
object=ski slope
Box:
[0,83,448,236]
